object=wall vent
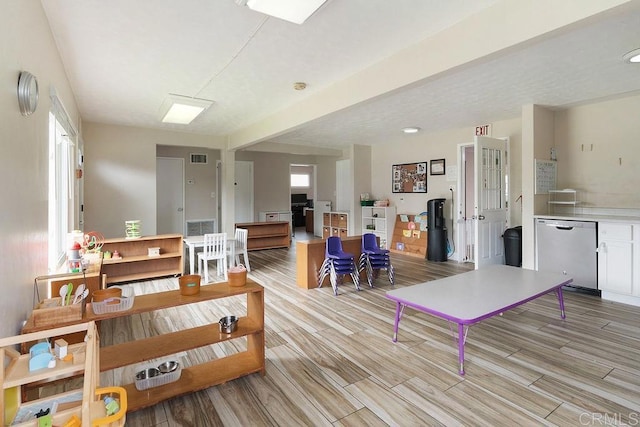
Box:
[186,219,216,236]
[190,153,208,164]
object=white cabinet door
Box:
[598,239,633,295]
[598,223,635,295]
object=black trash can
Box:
[503,226,522,267]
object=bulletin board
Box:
[535,159,557,194]
[392,162,427,193]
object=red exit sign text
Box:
[475,124,491,136]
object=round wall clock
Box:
[17,71,39,116]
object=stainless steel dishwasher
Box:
[535,218,598,290]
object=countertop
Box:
[534,213,640,223]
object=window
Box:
[48,92,77,270]
[290,173,310,188]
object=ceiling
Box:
[41,0,640,153]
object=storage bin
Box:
[228,265,247,287]
[179,274,201,295]
[91,286,134,314]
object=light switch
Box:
[211,192,216,198]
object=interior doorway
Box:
[156,157,185,234]
[290,164,316,237]
[456,136,510,269]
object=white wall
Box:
[555,93,640,208]
[156,145,220,223]
[0,0,80,337]
[83,122,224,238]
[371,117,523,226]
[236,151,339,219]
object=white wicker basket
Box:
[92,286,135,314]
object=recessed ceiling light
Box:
[402,127,421,134]
[160,94,213,125]
[623,48,640,63]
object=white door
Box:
[234,161,254,223]
[157,157,184,234]
[474,136,509,269]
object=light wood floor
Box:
[93,237,640,426]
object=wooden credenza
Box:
[21,280,265,413]
[100,234,183,284]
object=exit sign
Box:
[475,124,492,136]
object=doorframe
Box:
[456,137,511,268]
[216,160,222,232]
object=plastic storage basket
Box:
[92,286,134,314]
[134,358,182,391]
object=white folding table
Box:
[386,265,571,375]
[183,235,236,275]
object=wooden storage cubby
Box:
[236,221,290,251]
[390,214,428,258]
[100,234,183,284]
[21,280,265,413]
[322,212,349,239]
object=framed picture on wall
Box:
[430,159,445,176]
[392,162,427,193]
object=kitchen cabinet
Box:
[598,222,640,303]
[21,280,265,413]
[361,206,396,249]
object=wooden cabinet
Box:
[101,234,183,284]
[295,236,363,289]
[598,222,640,305]
[258,211,293,235]
[305,209,314,233]
[361,206,396,249]
[1,321,126,426]
[21,281,265,413]
[236,221,291,251]
[322,211,349,239]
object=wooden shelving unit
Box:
[1,321,126,426]
[390,214,428,258]
[100,234,183,284]
[236,221,290,251]
[21,281,265,414]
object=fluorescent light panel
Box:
[160,95,213,125]
[246,0,327,24]
[623,48,640,63]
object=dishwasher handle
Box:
[554,226,574,231]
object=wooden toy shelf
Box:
[100,234,183,284]
[21,281,265,413]
[1,321,127,427]
[236,222,290,251]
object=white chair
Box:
[233,228,251,271]
[198,233,227,283]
